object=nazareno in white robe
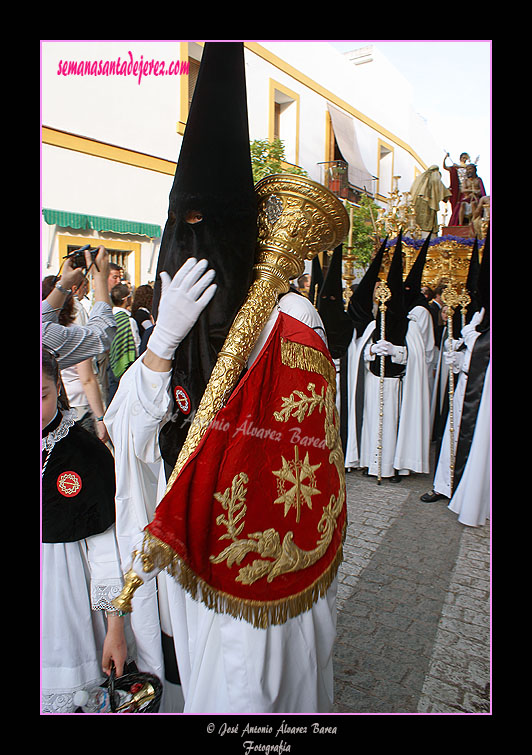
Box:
[344,320,375,469]
[448,362,490,527]
[104,292,338,714]
[393,316,432,475]
[358,348,406,478]
[432,330,481,499]
[353,315,430,478]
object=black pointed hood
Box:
[375,231,407,346]
[451,237,481,335]
[347,236,388,335]
[153,42,258,470]
[371,231,408,378]
[462,237,481,326]
[317,244,355,359]
[404,232,432,312]
[476,231,490,332]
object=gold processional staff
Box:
[373,279,392,485]
[441,282,462,495]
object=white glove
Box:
[372,340,406,363]
[372,339,395,356]
[445,337,464,352]
[461,307,485,349]
[147,257,217,360]
[469,307,485,329]
[444,349,465,373]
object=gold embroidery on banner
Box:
[274,382,325,423]
[133,526,345,629]
[273,445,321,522]
[209,370,345,587]
[121,348,347,627]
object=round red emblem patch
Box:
[174,386,191,415]
[57,471,82,498]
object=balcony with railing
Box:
[318,160,349,199]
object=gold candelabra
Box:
[375,177,422,243]
[342,201,356,310]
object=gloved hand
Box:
[147,257,217,361]
[444,349,465,373]
[372,339,395,356]
[373,339,406,358]
[462,307,485,349]
[445,337,464,352]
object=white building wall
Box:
[41,40,446,285]
[42,40,184,160]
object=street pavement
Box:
[332,449,491,715]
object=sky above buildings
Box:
[329,40,491,194]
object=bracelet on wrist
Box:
[105,609,125,618]
[55,281,72,295]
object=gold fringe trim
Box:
[139,526,346,629]
[280,338,336,388]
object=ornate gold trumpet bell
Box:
[255,173,350,289]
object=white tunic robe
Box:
[393,318,432,475]
[433,331,481,498]
[344,321,375,469]
[104,292,338,714]
[103,345,174,706]
[359,338,408,479]
[41,525,124,713]
[448,362,490,526]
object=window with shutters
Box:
[377,140,394,199]
[269,80,300,167]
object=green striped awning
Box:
[42,208,161,238]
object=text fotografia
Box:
[57,51,190,85]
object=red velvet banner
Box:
[147,312,346,612]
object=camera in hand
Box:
[65,245,99,270]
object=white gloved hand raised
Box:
[461,307,485,349]
[469,307,485,329]
[147,257,217,361]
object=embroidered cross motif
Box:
[273,445,321,522]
